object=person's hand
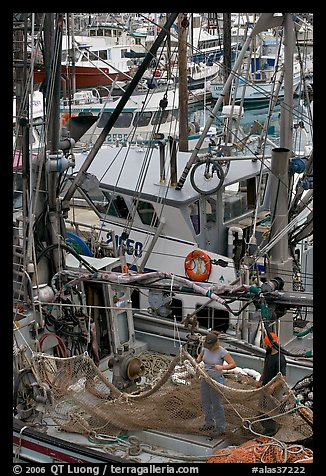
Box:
[214,364,224,371]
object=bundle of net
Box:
[33,348,313,446]
[207,437,313,463]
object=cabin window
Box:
[98,112,112,128]
[114,195,130,218]
[99,50,108,60]
[151,109,169,125]
[81,52,89,62]
[195,305,229,332]
[134,200,159,227]
[133,111,152,127]
[84,189,130,219]
[98,112,133,129]
[114,112,133,128]
[89,51,98,61]
[121,49,128,58]
[188,200,200,235]
[223,179,256,222]
[259,173,269,206]
[161,110,175,124]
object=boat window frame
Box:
[76,187,130,220]
[99,50,108,60]
[133,111,152,127]
[151,109,170,125]
[97,111,133,129]
[89,50,99,61]
[121,49,128,58]
[133,199,159,227]
[222,178,257,223]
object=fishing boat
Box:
[33,14,146,91]
[60,82,217,150]
[13,13,313,465]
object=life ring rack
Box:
[184,249,212,282]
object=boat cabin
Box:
[66,144,271,333]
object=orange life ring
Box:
[60,112,70,126]
[184,249,212,282]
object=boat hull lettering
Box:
[106,133,129,143]
[106,232,143,257]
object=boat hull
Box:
[210,73,302,103]
[34,65,131,89]
[13,418,123,463]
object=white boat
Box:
[210,36,305,103]
[60,84,218,150]
[211,72,302,103]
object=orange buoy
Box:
[184,249,212,282]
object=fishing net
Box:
[33,348,313,447]
[207,437,313,463]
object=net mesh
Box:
[33,348,313,446]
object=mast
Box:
[70,13,77,97]
[45,14,66,273]
[280,13,295,150]
[266,13,295,344]
[268,13,295,280]
[13,16,28,152]
[166,13,172,82]
[223,12,232,105]
[13,14,31,296]
[178,13,189,152]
